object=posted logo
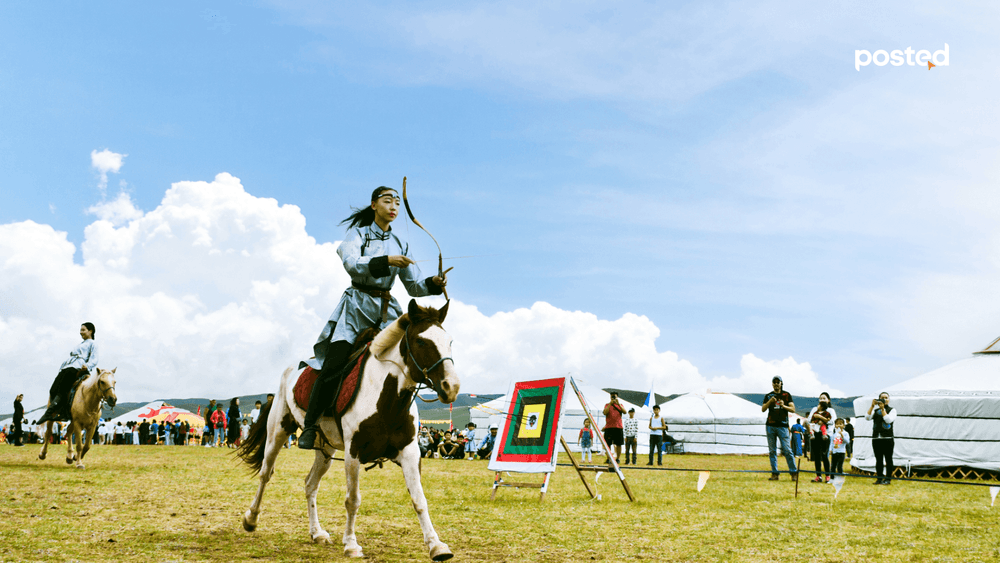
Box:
[855,44,949,71]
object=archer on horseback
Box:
[37,322,99,425]
[297,186,449,450]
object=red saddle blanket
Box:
[293,343,371,417]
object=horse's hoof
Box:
[312,532,331,544]
[430,543,454,561]
[344,547,364,558]
[75,464,85,470]
[241,513,256,532]
[65,457,73,465]
[38,452,46,460]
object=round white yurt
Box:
[658,391,769,455]
[851,338,1000,476]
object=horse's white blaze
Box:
[420,325,460,404]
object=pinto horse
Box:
[237,300,460,561]
[38,367,117,469]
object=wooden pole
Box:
[795,457,801,498]
[561,436,596,498]
[569,377,636,502]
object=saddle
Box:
[293,329,377,418]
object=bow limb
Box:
[402,176,449,300]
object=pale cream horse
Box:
[237,300,460,561]
[38,367,118,469]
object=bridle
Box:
[96,371,117,406]
[403,322,453,408]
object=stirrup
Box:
[298,426,329,450]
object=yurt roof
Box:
[880,354,1000,395]
[107,401,204,426]
[659,391,767,423]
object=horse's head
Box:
[97,367,118,408]
[400,299,460,404]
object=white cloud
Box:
[86,191,144,227]
[709,353,843,397]
[90,149,126,193]
[0,172,843,412]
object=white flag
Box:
[990,486,999,507]
[830,475,846,499]
[697,471,711,492]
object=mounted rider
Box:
[37,323,99,424]
[297,186,449,450]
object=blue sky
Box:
[2,2,998,407]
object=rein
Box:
[402,322,453,410]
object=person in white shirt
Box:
[249,401,262,425]
[623,408,639,465]
[648,405,665,466]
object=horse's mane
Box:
[370,319,406,358]
[370,303,443,358]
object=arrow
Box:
[928,61,935,70]
[414,254,500,263]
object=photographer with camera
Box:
[866,392,897,485]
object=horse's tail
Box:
[235,398,274,475]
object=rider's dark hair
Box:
[83,322,96,339]
[341,186,398,229]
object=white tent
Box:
[469,382,643,454]
[106,401,205,430]
[850,344,1000,474]
[658,391,769,455]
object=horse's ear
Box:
[111,367,117,374]
[438,300,449,323]
[408,299,421,319]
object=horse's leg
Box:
[342,452,363,558]
[242,422,289,532]
[305,449,336,544]
[77,420,97,469]
[37,421,52,460]
[65,421,76,464]
[400,445,453,561]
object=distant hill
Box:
[4,390,859,426]
[734,394,858,418]
[1,392,502,424]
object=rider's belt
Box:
[352,283,392,324]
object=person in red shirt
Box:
[602,392,626,466]
[211,405,227,447]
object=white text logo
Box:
[855,44,949,71]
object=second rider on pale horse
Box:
[297,186,449,450]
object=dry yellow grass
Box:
[2,444,999,562]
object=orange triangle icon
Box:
[928,61,936,70]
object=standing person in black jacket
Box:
[226,398,241,448]
[12,394,24,446]
[844,418,855,459]
[867,392,897,485]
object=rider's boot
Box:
[298,340,353,450]
[36,395,60,425]
[298,374,339,450]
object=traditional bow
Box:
[402,177,449,301]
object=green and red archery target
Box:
[488,377,567,473]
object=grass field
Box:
[2,444,999,562]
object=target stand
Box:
[486,376,636,502]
